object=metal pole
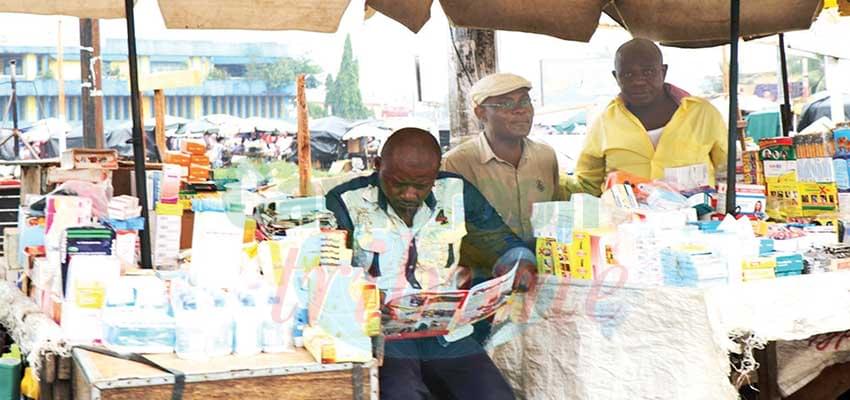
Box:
[725,0,740,214]
[124,0,152,268]
[10,61,19,158]
[778,33,792,136]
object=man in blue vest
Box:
[326,128,536,400]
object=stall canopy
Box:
[0,0,823,47]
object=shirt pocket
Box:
[660,138,712,168]
[603,146,651,174]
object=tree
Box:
[325,35,372,120]
[246,56,321,89]
[207,67,230,80]
[308,102,328,118]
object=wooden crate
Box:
[72,348,377,400]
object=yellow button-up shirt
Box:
[564,95,728,197]
[443,132,560,242]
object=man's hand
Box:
[493,259,538,293]
[512,259,538,293]
[452,265,472,290]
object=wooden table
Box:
[72,348,377,400]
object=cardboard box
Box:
[799,182,838,217]
[180,140,207,155]
[188,164,211,182]
[163,151,191,167]
[61,149,119,170]
[759,137,796,161]
[190,154,210,165]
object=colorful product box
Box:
[796,158,836,183]
[180,139,207,155]
[799,182,838,217]
[832,125,850,158]
[760,137,796,161]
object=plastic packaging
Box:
[233,291,263,356]
[173,286,234,359]
[261,293,295,353]
[102,277,175,354]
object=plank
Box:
[99,369,363,400]
[80,349,319,382]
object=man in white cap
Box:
[444,73,561,246]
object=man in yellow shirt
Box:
[564,38,727,197]
[444,73,560,244]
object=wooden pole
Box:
[154,89,166,161]
[447,27,496,139]
[79,18,104,149]
[57,19,66,153]
[296,74,311,196]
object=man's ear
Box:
[474,105,487,123]
[661,64,668,80]
[373,156,382,171]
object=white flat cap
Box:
[470,73,532,107]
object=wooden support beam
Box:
[154,89,166,161]
[756,341,780,400]
[447,27,496,139]
[79,18,104,149]
[296,74,311,196]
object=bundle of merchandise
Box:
[531,194,604,279]
[252,196,377,364]
[759,133,841,222]
[164,139,211,183]
[660,244,728,288]
[802,243,850,273]
[104,195,145,271]
[253,196,337,239]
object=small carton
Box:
[180,139,207,155]
[61,149,119,170]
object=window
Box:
[0,54,24,76]
[150,61,187,73]
[218,64,246,78]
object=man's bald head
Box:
[376,128,442,221]
[380,128,441,171]
[615,38,663,71]
[612,38,668,107]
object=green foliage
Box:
[308,102,328,118]
[325,35,372,120]
[39,69,54,80]
[246,56,321,89]
[788,55,825,94]
[207,67,230,80]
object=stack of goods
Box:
[741,256,777,281]
[833,123,850,218]
[742,151,765,185]
[181,140,211,183]
[254,196,337,239]
[531,195,603,279]
[106,195,144,271]
[793,131,838,219]
[761,137,803,220]
[772,253,805,277]
[660,245,728,287]
[802,243,850,273]
[102,276,175,354]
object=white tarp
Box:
[491,271,850,399]
[490,277,738,400]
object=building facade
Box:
[0,39,295,125]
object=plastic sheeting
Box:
[491,271,850,399]
[490,278,737,400]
